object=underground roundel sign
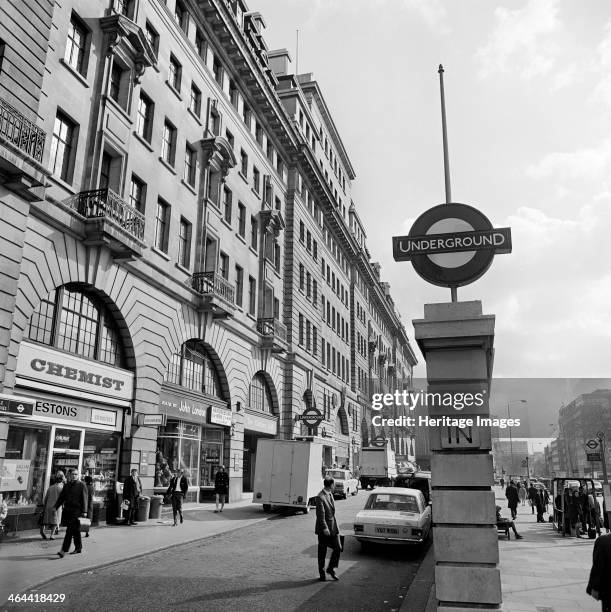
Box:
[392,203,512,288]
[298,407,323,428]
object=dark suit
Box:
[587,533,611,611]
[505,484,519,519]
[315,489,340,573]
[166,474,189,524]
[123,474,142,525]
[55,479,88,553]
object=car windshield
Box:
[326,470,345,479]
[365,493,419,513]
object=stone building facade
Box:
[0,0,416,529]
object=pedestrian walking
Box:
[518,482,527,506]
[506,481,519,520]
[500,477,505,489]
[315,477,341,582]
[587,532,611,611]
[568,489,583,538]
[214,465,229,513]
[535,489,546,523]
[527,483,538,515]
[54,468,88,558]
[166,468,188,526]
[40,472,65,540]
[83,475,95,537]
[123,468,143,526]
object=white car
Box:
[353,487,432,546]
[326,469,359,499]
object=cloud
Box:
[401,0,449,33]
[475,0,561,79]
[589,22,611,109]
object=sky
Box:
[251,0,611,380]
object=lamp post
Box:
[507,399,527,476]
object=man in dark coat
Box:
[506,481,519,519]
[527,483,538,515]
[122,469,142,526]
[315,477,341,581]
[587,532,611,611]
[54,469,88,557]
[214,465,229,513]
[166,469,188,526]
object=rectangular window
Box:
[189,83,201,116]
[273,297,280,320]
[109,62,123,104]
[255,123,263,146]
[306,272,311,298]
[250,217,258,250]
[238,203,246,237]
[209,106,221,136]
[213,56,223,87]
[240,150,248,177]
[169,54,182,92]
[321,338,326,367]
[299,264,305,290]
[50,111,76,183]
[274,243,281,273]
[248,276,256,315]
[145,21,159,55]
[219,252,229,280]
[223,187,232,223]
[306,320,311,351]
[235,265,244,307]
[275,196,281,212]
[266,141,274,162]
[306,230,311,252]
[242,103,251,128]
[129,175,146,212]
[184,144,196,186]
[313,280,318,304]
[299,314,304,345]
[253,167,260,193]
[178,217,192,268]
[313,240,318,261]
[136,92,154,142]
[229,79,238,108]
[154,199,170,253]
[299,221,305,243]
[195,29,206,60]
[225,129,234,149]
[174,0,187,32]
[65,13,88,76]
[0,40,4,74]
[161,120,177,166]
[313,327,318,357]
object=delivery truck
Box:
[252,438,324,513]
[359,442,397,489]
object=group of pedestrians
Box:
[557,485,606,539]
[504,479,549,522]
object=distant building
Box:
[492,439,529,477]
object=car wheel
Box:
[360,541,371,552]
[262,504,272,513]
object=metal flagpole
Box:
[438,65,457,302]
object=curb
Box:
[399,542,435,612]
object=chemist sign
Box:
[392,203,511,288]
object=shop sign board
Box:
[16,342,134,401]
[587,452,601,462]
[0,459,31,492]
[18,399,122,430]
[244,411,278,435]
[138,413,166,426]
[90,408,117,427]
[159,390,210,423]
[0,393,34,416]
[210,406,232,427]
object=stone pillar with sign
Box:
[414,301,499,611]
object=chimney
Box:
[268,49,292,76]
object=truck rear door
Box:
[269,442,293,504]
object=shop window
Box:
[26,285,126,367]
[82,430,119,504]
[4,424,50,506]
[164,340,225,399]
[156,420,200,487]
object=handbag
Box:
[337,534,345,552]
[78,517,91,534]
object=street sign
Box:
[371,436,386,448]
[597,431,605,440]
[587,452,602,462]
[392,203,512,288]
[296,407,323,428]
[586,439,599,450]
[0,393,34,416]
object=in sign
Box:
[440,425,481,449]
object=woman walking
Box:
[518,482,527,506]
[40,472,65,540]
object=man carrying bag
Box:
[122,469,143,526]
[315,477,342,581]
[54,469,88,557]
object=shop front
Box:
[1,342,131,530]
[242,410,278,492]
[155,388,232,502]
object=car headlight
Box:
[412,528,422,537]
[354,524,364,532]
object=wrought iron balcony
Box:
[257,317,287,341]
[63,188,145,258]
[191,272,235,318]
[0,97,46,163]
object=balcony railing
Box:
[64,188,145,241]
[0,97,46,163]
[257,317,287,342]
[192,272,235,304]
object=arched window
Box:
[249,372,273,413]
[165,340,223,399]
[27,284,125,367]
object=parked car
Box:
[395,471,432,505]
[353,487,432,547]
[325,469,359,499]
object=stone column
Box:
[413,301,501,612]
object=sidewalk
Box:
[497,486,598,612]
[0,498,268,604]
